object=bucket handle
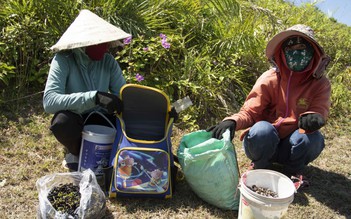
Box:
[84,111,116,130]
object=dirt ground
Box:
[0,97,350,218]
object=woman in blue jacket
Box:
[43,9,131,170]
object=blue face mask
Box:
[282,37,314,72]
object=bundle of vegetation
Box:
[47,183,81,217]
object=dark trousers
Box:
[50,110,116,156]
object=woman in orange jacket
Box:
[208,24,331,179]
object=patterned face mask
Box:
[282,36,314,72]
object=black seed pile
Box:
[248,184,278,198]
[47,183,81,216]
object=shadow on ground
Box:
[104,179,238,218]
[293,165,351,218]
[102,165,351,218]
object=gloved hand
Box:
[169,107,178,122]
[298,113,325,132]
[95,91,123,114]
[206,120,236,140]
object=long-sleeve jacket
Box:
[224,37,331,140]
[43,48,126,115]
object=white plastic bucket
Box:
[78,124,116,171]
[78,111,116,172]
[238,169,295,219]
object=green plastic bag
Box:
[177,129,240,210]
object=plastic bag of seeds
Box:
[177,130,240,210]
[36,169,106,219]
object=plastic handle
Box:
[83,111,116,130]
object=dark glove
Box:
[206,120,236,140]
[95,91,123,114]
[169,107,178,122]
[298,113,325,132]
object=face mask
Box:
[85,43,109,61]
[282,37,314,72]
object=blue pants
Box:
[243,121,325,174]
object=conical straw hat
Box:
[50,9,131,52]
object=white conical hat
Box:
[50,9,131,52]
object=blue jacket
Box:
[43,48,126,114]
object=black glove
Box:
[206,120,236,140]
[95,91,123,114]
[169,107,178,122]
[298,113,325,132]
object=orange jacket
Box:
[224,38,331,140]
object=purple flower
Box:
[135,73,144,82]
[159,33,167,39]
[143,47,149,51]
[162,41,171,49]
[123,36,132,45]
[160,35,170,49]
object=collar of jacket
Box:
[72,48,90,67]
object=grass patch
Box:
[0,95,350,218]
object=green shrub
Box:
[0,0,350,126]
[330,68,351,118]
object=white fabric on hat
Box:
[265,24,324,59]
[50,9,131,52]
[266,24,330,79]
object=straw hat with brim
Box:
[50,9,131,52]
[266,24,325,59]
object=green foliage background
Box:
[0,0,350,129]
